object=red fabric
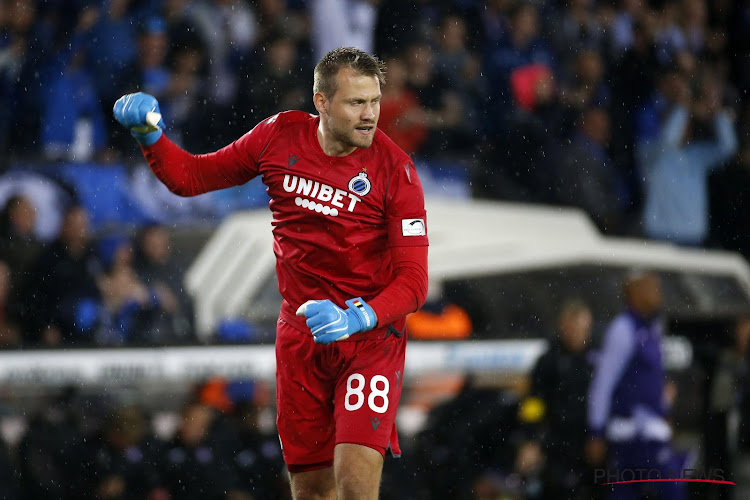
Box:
[275,319,404,468]
[510,63,554,111]
[378,91,427,155]
[141,111,428,341]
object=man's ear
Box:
[313,92,328,115]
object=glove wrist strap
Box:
[131,128,163,146]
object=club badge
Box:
[348,172,371,196]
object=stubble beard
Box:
[329,118,375,150]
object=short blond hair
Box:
[313,47,386,98]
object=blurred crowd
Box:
[0,199,196,347]
[2,1,750,498]
[0,0,749,244]
[1,0,749,346]
[0,378,290,500]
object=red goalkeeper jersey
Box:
[142,111,429,340]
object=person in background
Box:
[638,71,737,245]
[0,194,42,290]
[14,205,101,346]
[77,405,167,500]
[377,55,428,156]
[134,223,194,341]
[158,401,246,500]
[556,107,631,234]
[520,299,596,499]
[229,382,289,499]
[96,234,178,346]
[587,270,686,500]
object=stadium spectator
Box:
[310,0,377,63]
[0,194,42,289]
[587,270,687,500]
[159,401,245,500]
[230,394,288,499]
[252,0,310,59]
[473,62,563,204]
[413,376,522,500]
[134,223,195,342]
[77,405,167,500]
[548,0,607,62]
[482,2,554,139]
[237,33,310,127]
[404,39,465,157]
[78,0,138,107]
[377,55,428,156]
[0,0,57,160]
[96,234,179,346]
[522,299,595,499]
[559,49,610,113]
[14,205,101,346]
[161,0,207,59]
[609,16,661,210]
[17,391,88,499]
[165,42,210,148]
[556,106,631,234]
[701,317,750,500]
[433,12,486,155]
[374,0,439,58]
[638,71,738,245]
[40,43,109,162]
[656,0,708,58]
[609,0,650,54]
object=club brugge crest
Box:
[348,172,371,196]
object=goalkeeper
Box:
[113,47,428,500]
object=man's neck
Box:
[317,122,356,157]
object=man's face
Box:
[560,309,592,353]
[317,68,381,155]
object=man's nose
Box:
[362,103,376,120]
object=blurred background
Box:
[2,0,750,498]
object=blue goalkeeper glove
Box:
[296,297,377,344]
[112,92,165,146]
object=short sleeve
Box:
[385,160,429,247]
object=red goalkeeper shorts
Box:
[275,317,406,472]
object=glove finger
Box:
[312,319,348,338]
[296,300,319,317]
[314,331,338,345]
[306,311,341,334]
[314,331,350,345]
[113,97,125,123]
[123,94,139,127]
[138,98,158,128]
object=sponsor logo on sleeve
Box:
[402,218,426,236]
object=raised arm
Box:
[113,92,261,197]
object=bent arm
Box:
[141,135,257,197]
[368,245,428,327]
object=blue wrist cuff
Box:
[344,297,377,333]
[131,128,163,146]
